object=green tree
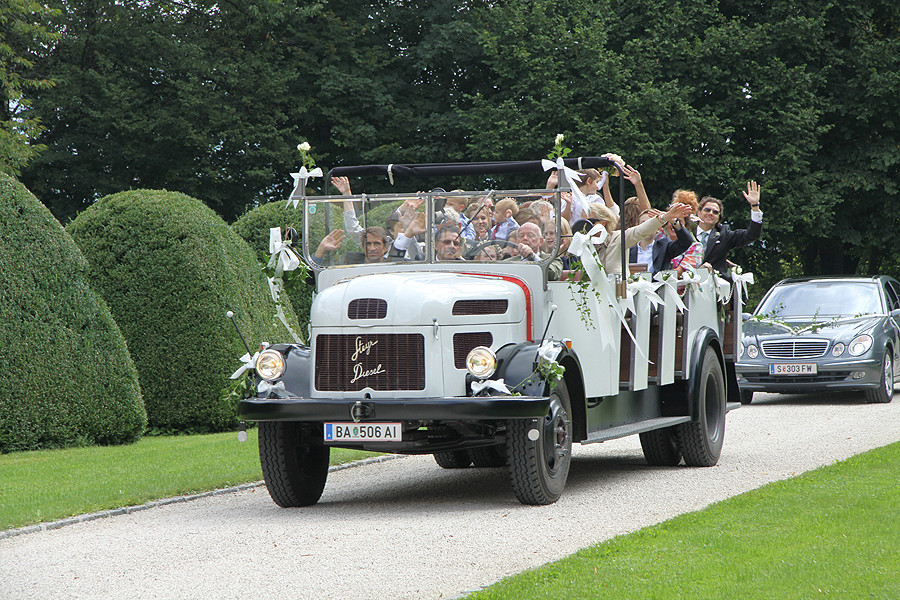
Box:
[0,0,58,175]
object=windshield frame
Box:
[301,188,563,270]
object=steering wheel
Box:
[464,238,520,261]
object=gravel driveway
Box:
[3,392,898,600]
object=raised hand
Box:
[319,229,344,252]
[623,165,642,186]
[743,180,761,208]
[332,176,352,196]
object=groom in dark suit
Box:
[697,181,763,275]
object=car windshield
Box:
[756,281,883,317]
[304,189,561,267]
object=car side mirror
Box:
[891,308,900,318]
[742,312,752,321]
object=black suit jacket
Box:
[629,224,694,273]
[699,219,762,274]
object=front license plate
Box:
[769,363,817,375]
[324,422,402,443]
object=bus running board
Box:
[581,416,691,445]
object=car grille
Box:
[761,339,828,359]
[452,332,494,369]
[315,333,425,391]
[452,299,508,316]
[347,298,387,319]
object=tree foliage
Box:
[18,0,900,295]
[0,0,58,175]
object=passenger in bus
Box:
[694,181,763,276]
[582,202,692,276]
[490,198,520,240]
[513,222,564,280]
[461,201,491,242]
[545,167,615,225]
[435,225,465,260]
[629,206,695,274]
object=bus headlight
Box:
[466,346,497,379]
[256,349,286,381]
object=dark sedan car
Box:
[736,276,900,404]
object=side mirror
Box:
[742,312,752,322]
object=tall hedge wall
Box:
[67,190,300,433]
[0,174,146,452]
[232,201,313,337]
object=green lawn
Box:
[466,441,900,600]
[0,429,379,531]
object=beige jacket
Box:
[596,215,666,276]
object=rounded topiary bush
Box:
[68,190,300,433]
[0,174,146,452]
[232,201,314,337]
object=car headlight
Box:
[747,344,759,359]
[256,349,286,381]
[848,334,873,357]
[832,342,845,356]
[466,346,497,379]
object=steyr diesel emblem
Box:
[350,336,386,383]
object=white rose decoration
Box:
[298,142,311,152]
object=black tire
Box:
[434,450,472,469]
[740,389,754,405]
[639,427,682,466]
[506,379,572,505]
[469,445,507,468]
[258,421,330,507]
[865,351,894,404]
[676,346,726,467]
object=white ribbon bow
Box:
[566,226,632,351]
[537,340,563,364]
[542,157,587,216]
[627,277,665,311]
[652,271,688,313]
[230,351,259,379]
[732,271,755,302]
[265,227,305,345]
[268,227,301,274]
[470,378,512,396]
[712,271,734,305]
[287,166,323,208]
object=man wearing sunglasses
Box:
[696,181,763,275]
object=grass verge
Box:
[0,429,380,531]
[466,441,900,600]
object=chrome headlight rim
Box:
[832,342,845,357]
[466,346,497,379]
[747,344,759,359]
[256,349,286,381]
[848,334,873,357]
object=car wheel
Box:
[676,346,726,467]
[433,450,472,469]
[740,389,754,404]
[639,427,682,466]
[258,421,330,507]
[865,351,894,404]
[470,445,507,467]
[506,379,572,505]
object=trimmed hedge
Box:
[232,201,313,336]
[67,190,300,433]
[0,174,146,452]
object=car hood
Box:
[742,315,882,341]
[310,271,527,327]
